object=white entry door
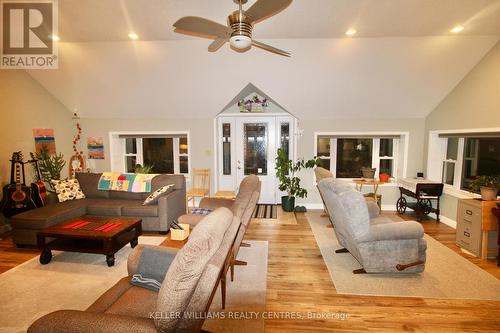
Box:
[235,117,276,204]
[216,115,295,204]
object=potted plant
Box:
[469,175,500,201]
[275,148,319,212]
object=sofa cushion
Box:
[86,200,142,216]
[50,179,86,202]
[151,174,185,191]
[109,190,148,201]
[122,204,159,217]
[155,207,233,332]
[10,199,91,229]
[143,184,174,206]
[76,173,109,199]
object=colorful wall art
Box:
[33,128,56,154]
[87,136,104,159]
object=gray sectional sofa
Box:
[10,173,186,246]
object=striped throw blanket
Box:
[97,172,157,192]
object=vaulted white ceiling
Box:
[25,1,500,120]
[28,37,499,119]
[58,0,500,41]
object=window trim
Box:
[313,131,409,184]
[109,131,191,178]
[427,127,500,198]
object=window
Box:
[440,136,500,192]
[315,135,402,179]
[442,138,458,185]
[120,134,189,174]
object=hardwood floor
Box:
[0,211,499,332]
[245,211,500,332]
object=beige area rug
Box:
[0,236,165,333]
[203,240,268,333]
[306,211,500,300]
[0,237,268,333]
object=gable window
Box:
[117,134,189,174]
[439,135,500,192]
[315,133,405,179]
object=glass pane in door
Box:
[280,123,290,158]
[222,123,231,175]
[244,123,267,175]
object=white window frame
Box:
[109,131,190,178]
[427,127,500,199]
[314,131,409,184]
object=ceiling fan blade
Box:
[252,40,291,57]
[173,16,231,39]
[208,37,227,52]
[245,0,293,24]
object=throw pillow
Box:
[50,179,86,202]
[143,184,174,205]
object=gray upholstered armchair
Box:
[318,178,427,274]
[28,208,240,333]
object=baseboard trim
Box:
[429,213,457,229]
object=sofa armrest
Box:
[28,310,157,333]
[358,221,424,243]
[199,197,234,210]
[365,198,380,218]
[178,213,205,227]
[128,244,178,277]
[158,189,185,232]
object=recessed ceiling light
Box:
[128,33,139,40]
[345,28,357,36]
[450,25,464,33]
[49,34,60,41]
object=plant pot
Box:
[379,173,390,182]
[480,186,498,201]
[361,167,376,179]
[281,196,295,212]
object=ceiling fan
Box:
[173,0,292,57]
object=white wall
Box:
[0,71,74,188]
[424,41,500,223]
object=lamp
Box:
[230,35,252,49]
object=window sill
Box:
[443,184,481,199]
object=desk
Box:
[353,179,385,206]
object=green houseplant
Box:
[275,148,319,212]
[33,145,66,183]
[134,164,154,174]
[469,175,500,201]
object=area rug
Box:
[203,240,268,333]
[0,237,268,333]
[252,204,278,219]
[306,211,500,300]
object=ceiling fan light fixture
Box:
[230,35,252,49]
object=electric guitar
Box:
[29,152,47,208]
[1,152,36,217]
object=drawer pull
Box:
[466,209,473,215]
[464,231,470,237]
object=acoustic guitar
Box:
[29,152,48,208]
[1,152,36,217]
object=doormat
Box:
[252,204,278,219]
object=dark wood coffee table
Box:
[37,216,142,267]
